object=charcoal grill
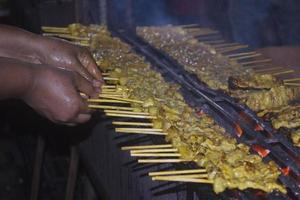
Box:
[40,1,299,199]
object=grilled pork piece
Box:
[228,74,281,90]
[230,86,297,111]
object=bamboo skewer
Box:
[42,33,89,41]
[197,35,222,41]
[138,159,190,163]
[272,70,294,76]
[87,99,129,104]
[152,174,208,179]
[112,121,154,127]
[88,105,134,111]
[105,110,150,115]
[284,82,300,86]
[218,45,248,53]
[116,128,162,132]
[116,130,167,135]
[131,153,181,157]
[253,67,284,73]
[101,93,123,97]
[100,89,118,92]
[179,24,199,28]
[227,51,257,58]
[41,27,69,34]
[99,95,144,104]
[212,43,240,48]
[121,144,173,150]
[131,149,178,153]
[106,113,157,119]
[102,85,116,89]
[203,40,225,44]
[283,77,300,82]
[103,77,119,81]
[241,59,272,66]
[149,169,207,176]
[151,177,213,184]
[230,53,262,61]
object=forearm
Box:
[0,25,44,63]
[0,57,33,99]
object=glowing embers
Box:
[280,166,290,176]
[251,144,270,158]
[254,123,264,131]
[234,123,243,137]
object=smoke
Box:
[133,0,176,25]
[110,0,176,27]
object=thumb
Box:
[73,72,96,97]
[78,52,103,81]
[73,59,94,83]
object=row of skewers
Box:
[137,25,300,148]
[41,24,286,194]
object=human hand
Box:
[36,36,103,85]
[22,65,97,125]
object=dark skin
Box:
[0,25,103,125]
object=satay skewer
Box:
[116,128,162,132]
[241,59,272,66]
[131,149,178,153]
[87,99,129,104]
[103,77,119,81]
[283,77,300,82]
[121,144,173,150]
[131,153,181,157]
[138,159,190,163]
[105,110,150,115]
[149,169,207,176]
[88,105,134,111]
[230,53,262,61]
[227,51,257,58]
[212,42,240,48]
[152,174,208,179]
[283,82,300,86]
[42,33,89,41]
[116,130,167,135]
[272,70,294,76]
[202,40,225,44]
[253,67,284,73]
[151,177,213,184]
[218,45,249,53]
[112,121,153,126]
[41,26,69,33]
[99,95,144,104]
[102,85,116,89]
[105,113,157,119]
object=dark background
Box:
[1,0,299,48]
[0,0,299,199]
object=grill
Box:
[103,27,300,199]
[34,1,300,199]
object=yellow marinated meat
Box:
[137,26,252,91]
[268,105,300,129]
[230,86,296,111]
[291,129,300,148]
[137,26,299,119]
[228,74,281,90]
[79,25,286,194]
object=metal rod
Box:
[65,146,80,200]
[30,136,46,200]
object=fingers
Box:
[73,72,98,97]
[73,59,95,83]
[73,113,91,124]
[77,50,103,82]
